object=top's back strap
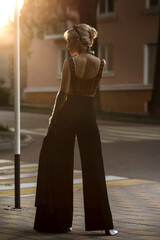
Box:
[68,57,104,79]
[96,59,105,78]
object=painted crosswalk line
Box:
[99,125,160,143]
[0,159,156,197]
[9,125,160,143]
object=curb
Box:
[0,133,34,151]
[96,115,160,125]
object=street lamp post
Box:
[14,0,21,209]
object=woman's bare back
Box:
[73,53,106,79]
[60,53,106,94]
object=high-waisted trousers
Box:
[34,95,114,233]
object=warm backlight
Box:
[0,0,24,27]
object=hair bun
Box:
[89,27,98,40]
[64,23,98,49]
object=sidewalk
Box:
[0,179,160,240]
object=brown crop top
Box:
[68,57,104,97]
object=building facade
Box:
[24,0,159,113]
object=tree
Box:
[20,0,58,41]
[149,11,160,117]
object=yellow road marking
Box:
[73,173,82,178]
[106,178,155,186]
[73,179,155,191]
[0,188,36,196]
[0,160,156,197]
[0,178,155,197]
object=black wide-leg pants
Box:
[34,95,114,232]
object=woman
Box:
[34,23,118,236]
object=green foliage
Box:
[20,0,62,41]
[0,78,10,106]
[0,124,9,132]
[20,0,79,41]
[18,0,78,57]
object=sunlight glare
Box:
[0,0,24,27]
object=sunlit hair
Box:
[64,23,98,47]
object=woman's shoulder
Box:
[88,54,106,63]
[89,55,106,69]
[66,54,106,70]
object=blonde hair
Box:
[64,23,98,47]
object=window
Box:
[146,0,160,8]
[148,43,157,84]
[45,22,68,35]
[99,0,114,15]
[58,48,69,75]
[144,43,157,84]
[98,44,113,72]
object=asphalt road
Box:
[0,110,160,182]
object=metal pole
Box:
[14,0,21,209]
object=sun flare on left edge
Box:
[0,0,24,27]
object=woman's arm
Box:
[60,58,71,92]
[48,58,71,126]
[103,59,107,72]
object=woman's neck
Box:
[79,48,87,55]
[70,47,89,57]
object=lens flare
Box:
[0,0,24,27]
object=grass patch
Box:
[0,124,9,131]
[0,104,52,115]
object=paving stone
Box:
[0,182,160,239]
[0,234,17,240]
